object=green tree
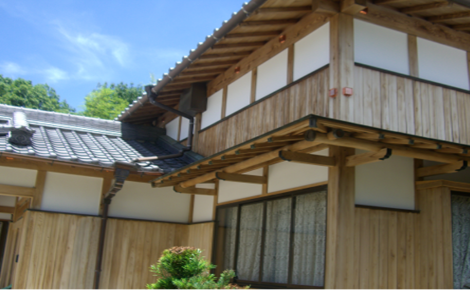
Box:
[0,75,75,113]
[81,82,143,119]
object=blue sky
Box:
[0,0,244,111]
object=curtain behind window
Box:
[237,203,264,281]
[215,207,238,275]
[292,191,327,287]
[452,194,470,289]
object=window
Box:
[451,192,470,289]
[213,186,327,288]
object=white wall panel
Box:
[180,117,190,140]
[355,150,415,210]
[417,37,469,90]
[0,196,16,220]
[0,166,37,187]
[110,181,190,223]
[294,22,330,81]
[226,71,252,117]
[268,149,329,193]
[41,172,102,215]
[354,19,409,75]
[218,168,263,203]
[192,195,214,223]
[165,117,180,141]
[201,89,223,129]
[256,49,288,100]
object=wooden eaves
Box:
[151,115,470,191]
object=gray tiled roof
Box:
[0,105,202,173]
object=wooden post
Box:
[250,67,257,103]
[262,166,269,195]
[325,146,355,288]
[177,116,182,142]
[212,180,219,221]
[32,170,47,209]
[188,195,195,223]
[329,13,355,120]
[193,113,202,153]
[99,177,113,216]
[287,44,295,84]
[467,51,470,89]
[221,86,228,119]
[408,34,419,77]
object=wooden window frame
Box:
[212,184,327,289]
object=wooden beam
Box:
[99,177,113,216]
[190,60,239,68]
[408,34,419,77]
[256,6,312,13]
[198,51,251,59]
[468,51,470,89]
[240,19,299,26]
[251,67,257,103]
[353,132,384,140]
[0,184,35,198]
[287,44,294,84]
[188,194,195,223]
[427,11,470,23]
[355,2,470,51]
[279,150,337,167]
[215,172,267,184]
[452,23,470,31]
[224,31,282,39]
[400,1,449,14]
[345,148,392,167]
[212,42,266,49]
[417,160,467,178]
[221,86,227,119]
[416,179,470,193]
[262,166,269,195]
[375,0,408,4]
[174,185,216,196]
[267,135,304,143]
[0,206,14,214]
[180,68,227,76]
[32,170,47,209]
[381,137,414,145]
[341,0,367,15]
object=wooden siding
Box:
[195,65,470,157]
[0,211,214,289]
[331,186,453,288]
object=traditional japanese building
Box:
[1,0,470,288]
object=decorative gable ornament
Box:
[0,111,36,146]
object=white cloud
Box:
[0,62,26,75]
[44,67,68,83]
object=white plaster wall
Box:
[355,150,415,210]
[0,196,16,220]
[41,172,102,215]
[180,117,190,140]
[268,149,329,193]
[201,89,223,129]
[165,117,180,141]
[218,168,263,203]
[226,71,252,117]
[256,49,288,101]
[294,22,330,81]
[417,37,469,90]
[192,195,214,223]
[354,19,409,75]
[0,166,37,187]
[109,181,191,223]
[423,160,470,183]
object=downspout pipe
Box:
[131,86,195,163]
[94,162,135,289]
[117,0,268,122]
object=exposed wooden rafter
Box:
[400,1,449,14]
[279,150,337,167]
[452,23,470,31]
[0,184,35,198]
[215,172,267,184]
[173,185,216,196]
[212,42,267,49]
[345,148,392,167]
[256,6,312,13]
[417,160,468,178]
[239,19,299,26]
[224,31,282,39]
[0,206,14,214]
[198,51,251,59]
[427,11,470,22]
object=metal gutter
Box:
[116,0,268,122]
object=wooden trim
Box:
[287,44,294,84]
[250,67,257,103]
[417,161,467,178]
[262,166,269,195]
[408,34,419,77]
[221,86,227,119]
[174,185,216,196]
[400,1,449,14]
[355,204,420,213]
[216,181,328,206]
[0,206,14,214]
[224,32,282,39]
[99,177,113,216]
[31,170,46,209]
[354,2,470,51]
[188,194,195,223]
[341,0,367,15]
[257,6,312,13]
[467,51,470,89]
[279,150,336,167]
[215,172,267,184]
[177,116,182,141]
[240,19,299,26]
[0,184,34,198]
[416,180,470,193]
[212,180,219,221]
[345,148,392,167]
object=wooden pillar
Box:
[467,51,470,89]
[221,86,228,119]
[188,194,195,223]
[287,44,295,84]
[32,170,47,209]
[250,67,257,103]
[325,146,355,288]
[193,113,202,153]
[329,13,354,121]
[408,35,419,77]
[99,177,113,216]
[176,116,182,142]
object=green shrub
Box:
[147,246,246,289]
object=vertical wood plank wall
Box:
[196,65,470,157]
[0,211,214,289]
[329,186,453,288]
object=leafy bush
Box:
[147,246,247,289]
